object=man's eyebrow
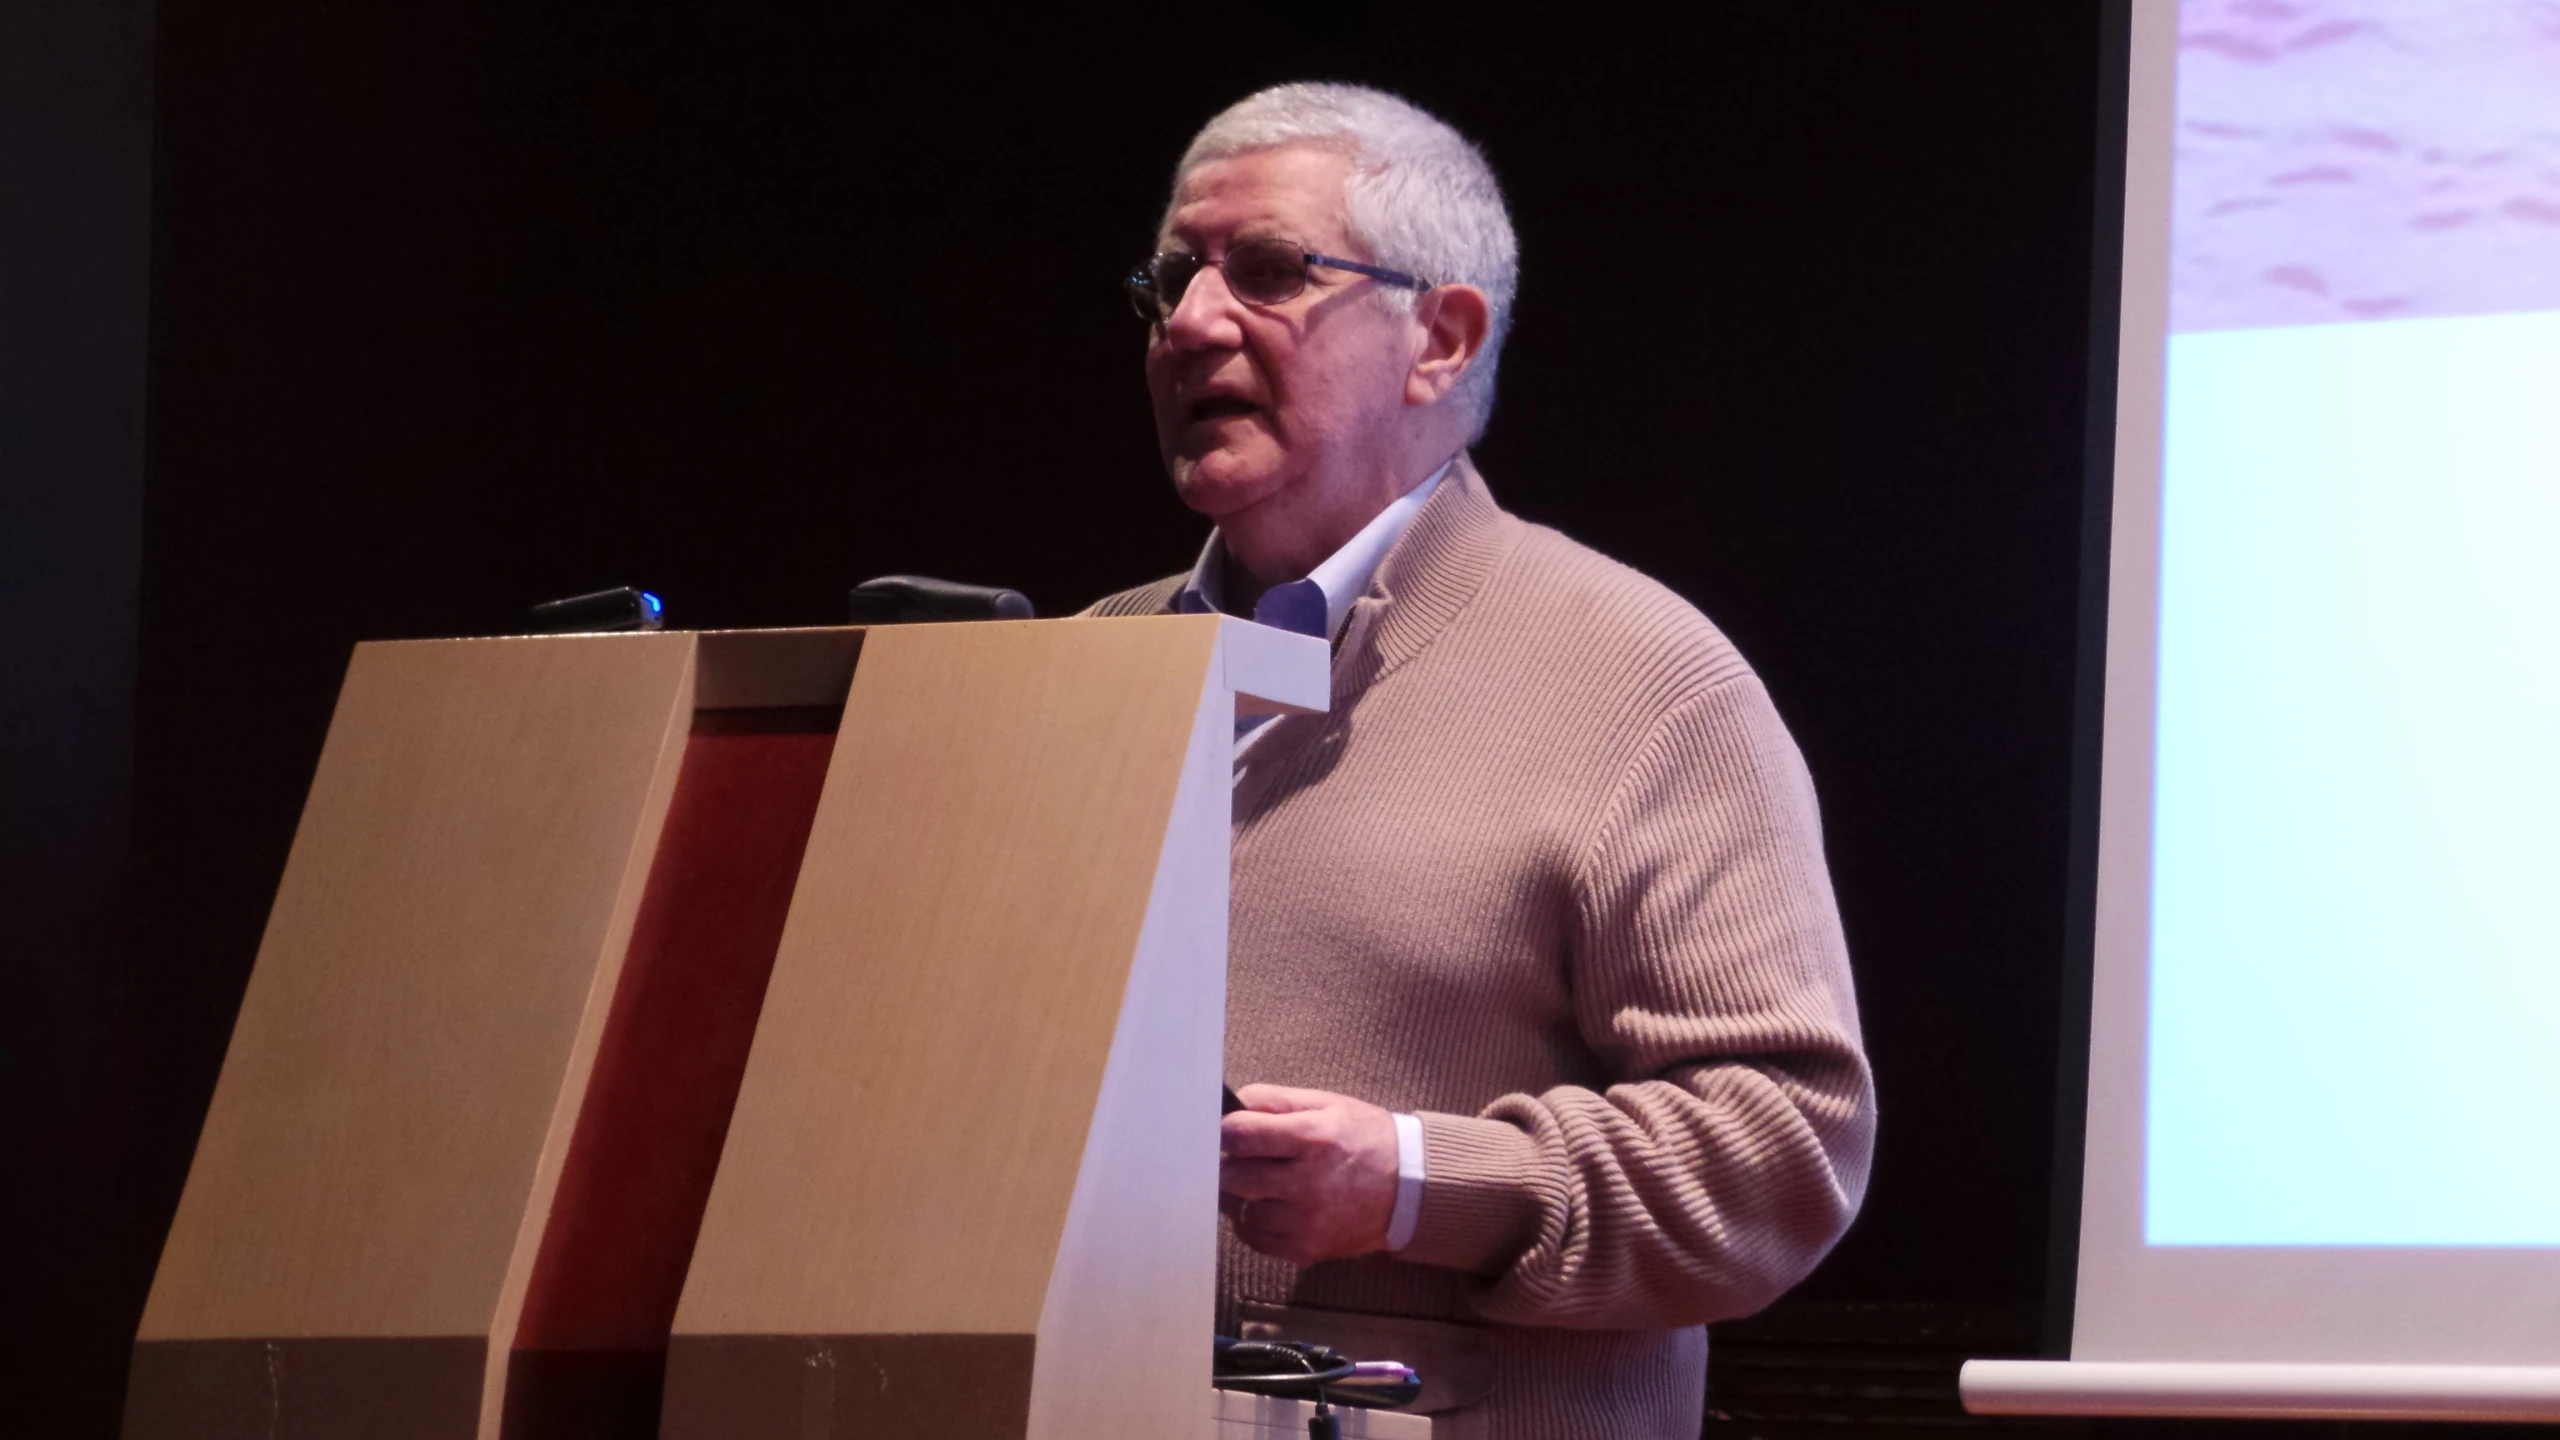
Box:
[1158,221,1302,254]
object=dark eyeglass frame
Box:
[1125,237,1432,324]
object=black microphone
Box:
[524,586,665,634]
[847,575,1034,625]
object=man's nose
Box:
[1160,262,1244,349]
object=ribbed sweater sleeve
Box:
[1399,674,1875,1331]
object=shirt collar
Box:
[1175,461,1450,641]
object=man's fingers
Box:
[1220,1108,1325,1158]
[1232,1082,1339,1115]
[1227,1196,1313,1260]
[1219,1155,1300,1201]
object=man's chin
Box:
[1169,452,1285,520]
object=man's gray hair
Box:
[1171,82,1519,439]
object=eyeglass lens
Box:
[1219,240,1309,304]
[1132,238,1310,320]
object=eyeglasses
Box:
[1125,237,1431,324]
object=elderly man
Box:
[1088,83,1875,1440]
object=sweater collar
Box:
[1330,452,1516,696]
[1223,456,1512,815]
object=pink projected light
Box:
[2171,0,2560,333]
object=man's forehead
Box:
[1159,143,1357,249]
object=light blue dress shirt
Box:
[1176,465,1445,644]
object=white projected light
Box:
[2150,311,2560,1249]
[1966,0,2560,1420]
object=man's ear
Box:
[1405,285,1492,408]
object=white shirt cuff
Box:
[1385,1111,1426,1251]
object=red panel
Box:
[506,706,838,1431]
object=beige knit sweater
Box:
[1090,460,1875,1440]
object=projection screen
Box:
[1968,0,2560,1420]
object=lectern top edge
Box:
[350,615,1329,716]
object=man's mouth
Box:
[1185,395,1261,425]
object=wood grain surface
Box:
[666,615,1328,1440]
[671,617,1222,1335]
[1024,621,1232,1440]
[127,633,718,1439]
[136,634,699,1346]
[497,706,844,1440]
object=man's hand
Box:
[1218,1083,1401,1266]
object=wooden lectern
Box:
[124,616,1327,1440]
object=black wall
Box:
[17,3,2138,1434]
